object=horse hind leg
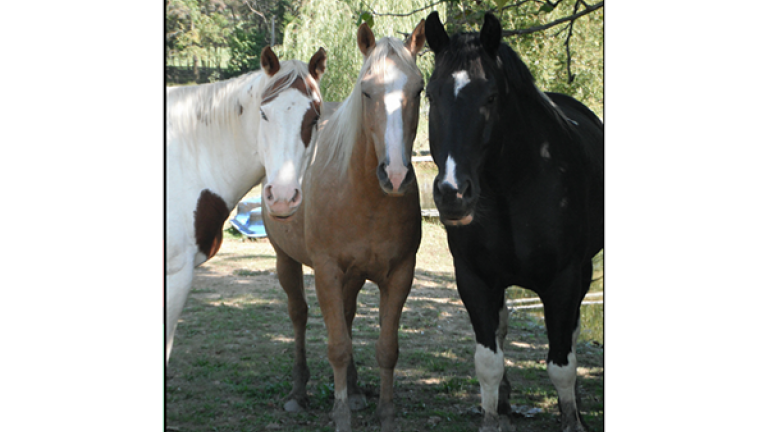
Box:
[274,247,311,412]
[495,299,515,432]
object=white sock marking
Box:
[475,344,504,416]
[335,383,348,402]
[453,70,470,98]
[547,351,578,406]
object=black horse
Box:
[424,12,603,432]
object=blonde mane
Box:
[319,37,420,176]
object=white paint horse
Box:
[165,47,327,362]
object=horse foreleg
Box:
[342,277,367,411]
[314,263,353,432]
[275,247,311,412]
[455,262,511,432]
[540,262,591,432]
[165,251,195,363]
[375,258,415,432]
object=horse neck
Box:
[169,78,267,207]
[347,130,383,198]
[491,92,565,182]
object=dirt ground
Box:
[166,232,604,432]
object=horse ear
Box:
[480,12,502,55]
[425,11,449,55]
[357,22,376,57]
[404,19,426,58]
[260,46,280,77]
[308,47,327,82]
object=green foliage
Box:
[507,2,603,117]
[227,24,267,75]
[167,0,602,118]
[278,0,448,104]
[166,0,232,63]
[357,11,375,28]
[451,0,603,117]
[277,0,601,119]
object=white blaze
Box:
[443,155,458,188]
[383,65,408,185]
[259,88,311,187]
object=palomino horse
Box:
[165,47,327,361]
[425,12,603,432]
[263,21,426,432]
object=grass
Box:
[167,214,603,432]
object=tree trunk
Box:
[193,54,199,83]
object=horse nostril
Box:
[290,189,301,204]
[403,164,415,186]
[458,180,471,200]
[377,163,388,184]
[265,185,274,202]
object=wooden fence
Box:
[165,65,235,85]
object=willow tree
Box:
[278,0,446,104]
[277,0,601,156]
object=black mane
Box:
[433,32,577,136]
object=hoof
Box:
[348,393,367,411]
[331,400,352,432]
[559,411,588,432]
[380,416,396,432]
[284,399,306,413]
[377,402,396,432]
[499,415,515,432]
[479,413,500,432]
[561,425,587,432]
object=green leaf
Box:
[539,4,554,13]
[361,11,374,28]
[495,0,509,10]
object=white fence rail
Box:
[509,292,603,310]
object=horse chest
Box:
[307,191,421,281]
[449,188,584,289]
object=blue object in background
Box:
[230,196,267,238]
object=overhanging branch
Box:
[359,0,447,18]
[501,1,603,37]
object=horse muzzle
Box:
[433,177,476,226]
[263,183,302,221]
[377,162,416,196]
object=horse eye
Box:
[488,94,497,104]
[362,92,371,99]
[260,109,268,121]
